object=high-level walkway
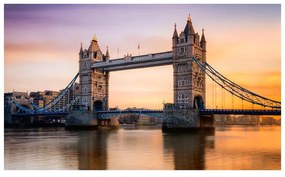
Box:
[92,51,173,71]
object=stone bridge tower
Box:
[79,36,109,111]
[172,15,206,109]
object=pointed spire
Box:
[184,14,195,36]
[79,43,83,53]
[92,34,97,42]
[88,34,100,52]
[105,46,110,59]
[187,13,191,22]
[201,28,206,43]
[172,23,178,39]
[200,28,206,50]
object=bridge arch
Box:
[193,95,205,110]
[93,100,103,111]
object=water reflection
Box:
[207,126,281,170]
[163,131,215,170]
[4,126,280,170]
[5,128,79,169]
[106,128,174,170]
[76,130,111,170]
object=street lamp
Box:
[103,97,107,110]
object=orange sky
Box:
[4,4,281,109]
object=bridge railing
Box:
[97,109,164,119]
[200,109,281,115]
[97,109,163,114]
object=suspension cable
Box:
[232,94,234,109]
[223,87,226,109]
[12,72,79,114]
[37,72,79,112]
[212,79,214,109]
[215,80,217,109]
[191,57,281,109]
[222,86,225,109]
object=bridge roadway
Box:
[200,109,281,116]
[91,51,173,71]
[97,109,281,118]
[11,109,281,118]
[12,112,68,117]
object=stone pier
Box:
[66,110,119,130]
[162,104,214,132]
[66,111,98,130]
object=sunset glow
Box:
[4,4,281,109]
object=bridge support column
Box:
[162,105,214,132]
[97,117,119,128]
[65,111,98,130]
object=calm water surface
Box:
[4,126,281,170]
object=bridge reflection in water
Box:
[75,128,214,170]
[66,127,281,170]
[4,126,280,170]
[163,131,215,170]
[77,130,109,170]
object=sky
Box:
[4,4,281,109]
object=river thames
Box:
[4,125,280,170]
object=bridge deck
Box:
[97,109,281,116]
[91,51,173,71]
[11,109,280,118]
[12,112,68,117]
[200,109,281,115]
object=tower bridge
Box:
[79,15,207,113]
[9,15,281,130]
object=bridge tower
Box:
[172,15,206,109]
[163,15,211,132]
[79,36,109,111]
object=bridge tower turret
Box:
[172,24,178,47]
[172,15,206,109]
[105,46,110,62]
[200,28,207,63]
[79,36,109,111]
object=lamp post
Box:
[103,97,107,111]
[92,96,95,111]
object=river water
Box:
[4,125,280,170]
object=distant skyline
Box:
[4,4,281,109]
